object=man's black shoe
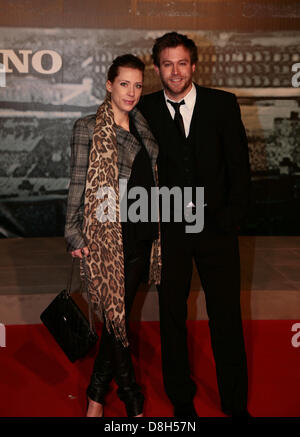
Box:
[174,403,198,418]
[223,409,252,418]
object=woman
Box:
[64,54,161,417]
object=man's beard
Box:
[161,76,193,99]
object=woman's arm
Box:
[64,117,91,253]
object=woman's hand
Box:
[70,246,89,259]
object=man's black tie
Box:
[167,99,185,137]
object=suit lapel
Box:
[187,84,207,141]
[187,85,214,179]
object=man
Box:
[138,32,251,417]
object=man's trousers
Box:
[158,222,248,414]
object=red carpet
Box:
[0,321,299,417]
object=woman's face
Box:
[106,66,143,116]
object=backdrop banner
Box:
[0,24,300,237]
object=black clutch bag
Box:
[40,256,99,363]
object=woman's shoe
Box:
[86,396,104,417]
[86,359,112,416]
[113,341,144,417]
[120,387,144,417]
[123,391,144,417]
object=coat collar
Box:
[153,83,207,141]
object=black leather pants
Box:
[86,239,151,416]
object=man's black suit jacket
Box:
[138,83,251,233]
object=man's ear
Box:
[154,65,160,76]
[106,80,112,93]
[192,63,196,73]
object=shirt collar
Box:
[164,82,196,110]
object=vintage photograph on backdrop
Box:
[1,28,300,236]
[0,0,299,422]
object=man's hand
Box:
[70,246,89,259]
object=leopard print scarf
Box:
[80,94,161,347]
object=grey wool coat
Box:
[64,107,159,252]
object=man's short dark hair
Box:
[107,54,145,83]
[152,32,198,67]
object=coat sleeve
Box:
[64,118,90,252]
[215,94,252,232]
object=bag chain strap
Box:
[65,257,97,334]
